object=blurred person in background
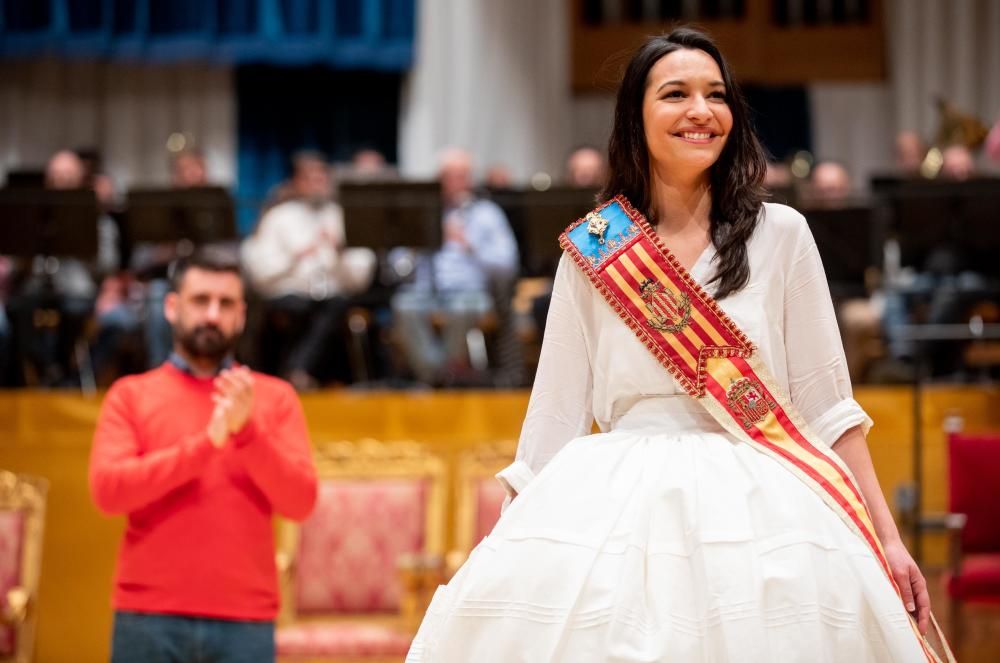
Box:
[340,147,397,183]
[484,163,514,190]
[565,145,607,188]
[940,144,976,181]
[392,148,518,386]
[349,147,388,177]
[808,160,852,205]
[90,249,316,663]
[242,150,375,390]
[172,148,209,188]
[986,117,1000,162]
[894,131,927,177]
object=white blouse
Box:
[498,202,872,497]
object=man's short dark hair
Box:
[169,246,243,293]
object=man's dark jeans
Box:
[111,611,274,663]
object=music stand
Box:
[4,170,46,190]
[0,188,99,259]
[800,203,885,299]
[124,187,236,246]
[339,181,442,249]
[489,186,599,277]
[885,181,1000,277]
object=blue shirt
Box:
[168,352,234,377]
[428,198,518,294]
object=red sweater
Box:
[89,363,317,621]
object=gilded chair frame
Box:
[0,471,48,663]
[275,439,448,648]
[452,440,517,570]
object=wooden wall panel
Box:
[570,0,886,90]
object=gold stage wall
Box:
[1,386,998,663]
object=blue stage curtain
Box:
[235,65,401,233]
[0,0,415,69]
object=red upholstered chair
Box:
[943,420,1000,649]
[449,441,516,575]
[275,440,447,663]
[0,471,48,663]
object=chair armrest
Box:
[444,550,468,580]
[274,551,296,625]
[920,512,968,577]
[397,553,445,630]
[918,512,967,532]
[275,550,294,576]
[1,586,30,626]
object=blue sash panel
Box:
[564,200,639,270]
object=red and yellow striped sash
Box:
[560,195,952,662]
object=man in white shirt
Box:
[242,151,375,389]
[392,148,518,386]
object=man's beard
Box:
[175,323,237,363]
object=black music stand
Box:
[489,186,599,277]
[884,182,1000,278]
[800,203,886,299]
[339,181,442,250]
[3,170,46,190]
[124,187,236,246]
[0,188,101,390]
[0,188,99,258]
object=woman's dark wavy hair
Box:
[601,27,767,299]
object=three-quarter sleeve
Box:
[783,215,873,446]
[496,254,594,499]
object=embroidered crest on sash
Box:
[726,377,777,429]
[639,279,691,333]
[586,211,610,244]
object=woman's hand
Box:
[883,538,930,634]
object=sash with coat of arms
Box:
[560,195,954,663]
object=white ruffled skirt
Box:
[407,406,925,662]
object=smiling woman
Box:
[603,28,767,300]
[403,27,949,663]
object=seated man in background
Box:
[392,148,518,386]
[9,149,134,386]
[89,249,316,663]
[242,150,375,389]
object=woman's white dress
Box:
[407,203,925,662]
